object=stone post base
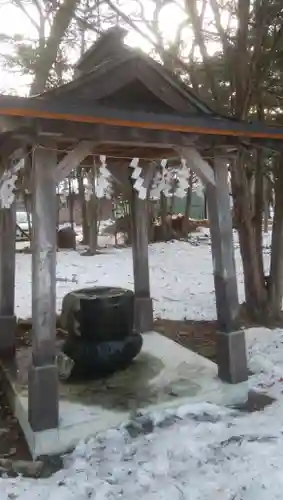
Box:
[0,315,16,358]
[134,297,153,333]
[28,364,59,432]
[216,330,248,384]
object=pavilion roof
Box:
[36,26,215,118]
[0,26,283,155]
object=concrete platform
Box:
[1,332,249,459]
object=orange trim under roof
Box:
[2,106,283,140]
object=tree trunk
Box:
[263,177,269,234]
[204,192,207,219]
[182,172,193,237]
[268,155,283,319]
[77,169,89,245]
[23,192,32,245]
[254,150,265,281]
[30,0,80,95]
[160,192,170,241]
[230,152,267,320]
[147,200,155,243]
[170,192,175,213]
[230,1,268,319]
[68,177,74,231]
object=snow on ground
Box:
[7,234,283,499]
[15,235,251,321]
[2,327,283,499]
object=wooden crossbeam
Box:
[176,147,216,187]
[107,162,131,188]
[56,141,94,183]
[0,116,23,133]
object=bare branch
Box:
[209,0,231,53]
[11,0,40,31]
[184,0,220,104]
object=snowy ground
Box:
[4,232,283,499]
[15,231,251,321]
[15,226,273,322]
[17,239,223,321]
[2,327,283,499]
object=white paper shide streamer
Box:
[150,158,191,199]
[0,158,25,208]
[150,159,168,199]
[95,156,113,199]
[173,158,190,198]
[129,157,147,200]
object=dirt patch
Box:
[16,317,66,349]
[154,310,283,362]
[154,319,218,361]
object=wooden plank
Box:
[56,141,94,183]
[0,116,23,133]
[29,145,58,431]
[206,158,248,383]
[36,120,192,148]
[177,147,216,186]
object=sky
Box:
[0,1,224,95]
[0,3,37,94]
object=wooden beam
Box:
[107,162,131,186]
[56,141,94,183]
[206,158,248,384]
[0,203,16,358]
[2,95,283,141]
[137,59,199,115]
[36,120,195,149]
[0,140,25,164]
[29,145,59,431]
[0,116,23,133]
[176,147,216,186]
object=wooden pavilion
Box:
[0,27,283,434]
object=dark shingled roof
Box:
[37,26,216,117]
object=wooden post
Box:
[28,146,59,431]
[88,164,99,255]
[0,203,16,358]
[130,186,153,333]
[77,169,89,245]
[206,159,248,383]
